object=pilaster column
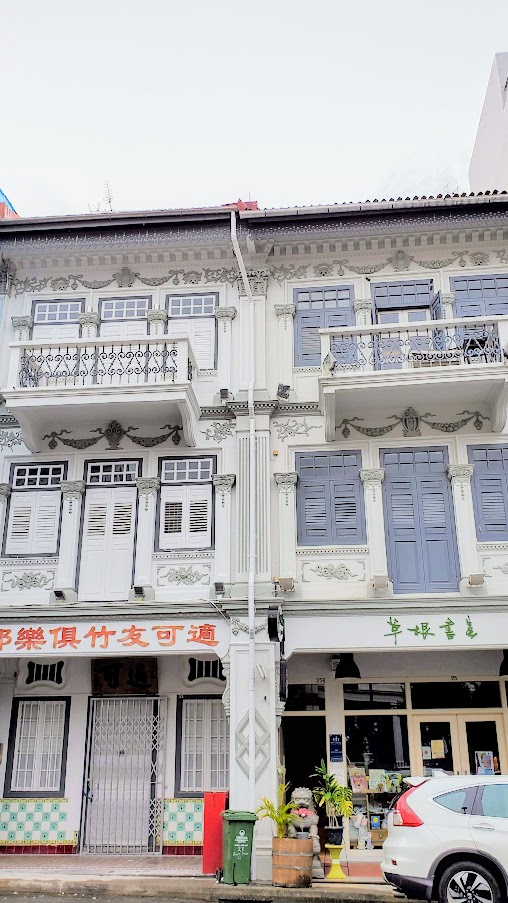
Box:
[0,485,11,548]
[78,311,100,340]
[441,292,455,320]
[446,465,479,583]
[274,472,298,578]
[147,308,168,338]
[134,477,161,586]
[214,307,237,390]
[55,481,85,589]
[227,634,278,880]
[360,469,389,578]
[212,474,236,584]
[11,316,33,341]
[274,304,296,389]
[353,299,373,327]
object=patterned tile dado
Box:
[163,799,203,845]
[0,799,75,846]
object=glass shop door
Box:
[413,714,507,776]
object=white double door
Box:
[78,486,137,601]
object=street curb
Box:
[0,875,409,901]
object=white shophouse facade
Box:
[2,197,508,872]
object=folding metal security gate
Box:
[82,697,167,853]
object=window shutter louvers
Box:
[78,486,136,601]
[159,484,211,550]
[167,318,216,369]
[5,491,60,556]
[160,486,186,550]
[469,445,508,541]
[297,451,365,546]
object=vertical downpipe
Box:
[230,212,257,859]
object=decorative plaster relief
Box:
[61,480,86,512]
[1,570,55,591]
[201,421,235,443]
[339,408,488,439]
[231,618,268,636]
[0,430,22,450]
[156,563,211,587]
[272,419,319,441]
[136,477,161,510]
[44,420,182,450]
[235,709,270,780]
[0,485,11,502]
[302,560,366,583]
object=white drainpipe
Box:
[230,211,257,819]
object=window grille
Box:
[13,464,64,489]
[10,700,67,793]
[168,294,217,316]
[162,458,213,483]
[34,301,82,323]
[187,658,225,683]
[25,661,65,687]
[86,461,139,484]
[180,698,229,792]
[101,297,150,320]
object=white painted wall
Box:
[469,53,508,192]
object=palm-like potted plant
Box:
[257,768,313,887]
[312,759,353,845]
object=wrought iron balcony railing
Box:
[7,336,197,390]
[320,315,508,375]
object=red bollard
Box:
[202,791,229,875]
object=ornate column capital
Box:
[136,476,161,496]
[214,306,237,322]
[360,468,385,485]
[441,292,455,305]
[447,464,474,482]
[353,299,373,312]
[447,464,474,498]
[61,480,86,500]
[61,480,85,511]
[237,269,270,297]
[78,311,100,328]
[147,308,169,324]
[212,473,236,495]
[0,484,11,502]
[11,315,33,338]
[137,476,161,511]
[360,469,385,500]
[274,472,298,498]
[275,304,296,320]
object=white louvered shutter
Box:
[100,319,148,340]
[167,318,215,369]
[159,485,185,550]
[79,489,109,598]
[159,484,211,550]
[187,484,212,548]
[5,491,60,556]
[79,487,136,601]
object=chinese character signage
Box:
[0,619,228,657]
[384,615,478,646]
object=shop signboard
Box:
[329,733,343,763]
[0,618,229,657]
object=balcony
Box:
[2,336,202,451]
[319,316,508,440]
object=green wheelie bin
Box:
[221,810,257,884]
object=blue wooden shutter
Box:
[297,450,364,546]
[296,312,323,367]
[294,286,354,366]
[469,445,508,541]
[418,477,459,592]
[332,480,362,542]
[452,275,508,317]
[383,449,459,593]
[384,479,423,592]
[372,280,433,317]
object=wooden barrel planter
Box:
[272,836,313,888]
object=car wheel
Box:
[438,860,501,903]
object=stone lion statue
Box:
[288,786,324,879]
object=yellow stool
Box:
[324,843,346,881]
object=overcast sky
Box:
[2,0,508,218]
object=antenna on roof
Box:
[103,181,113,212]
[441,176,460,195]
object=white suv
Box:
[381,775,508,903]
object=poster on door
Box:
[475,751,494,775]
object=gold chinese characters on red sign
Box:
[0,621,223,655]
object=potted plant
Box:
[312,759,353,845]
[257,768,313,887]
